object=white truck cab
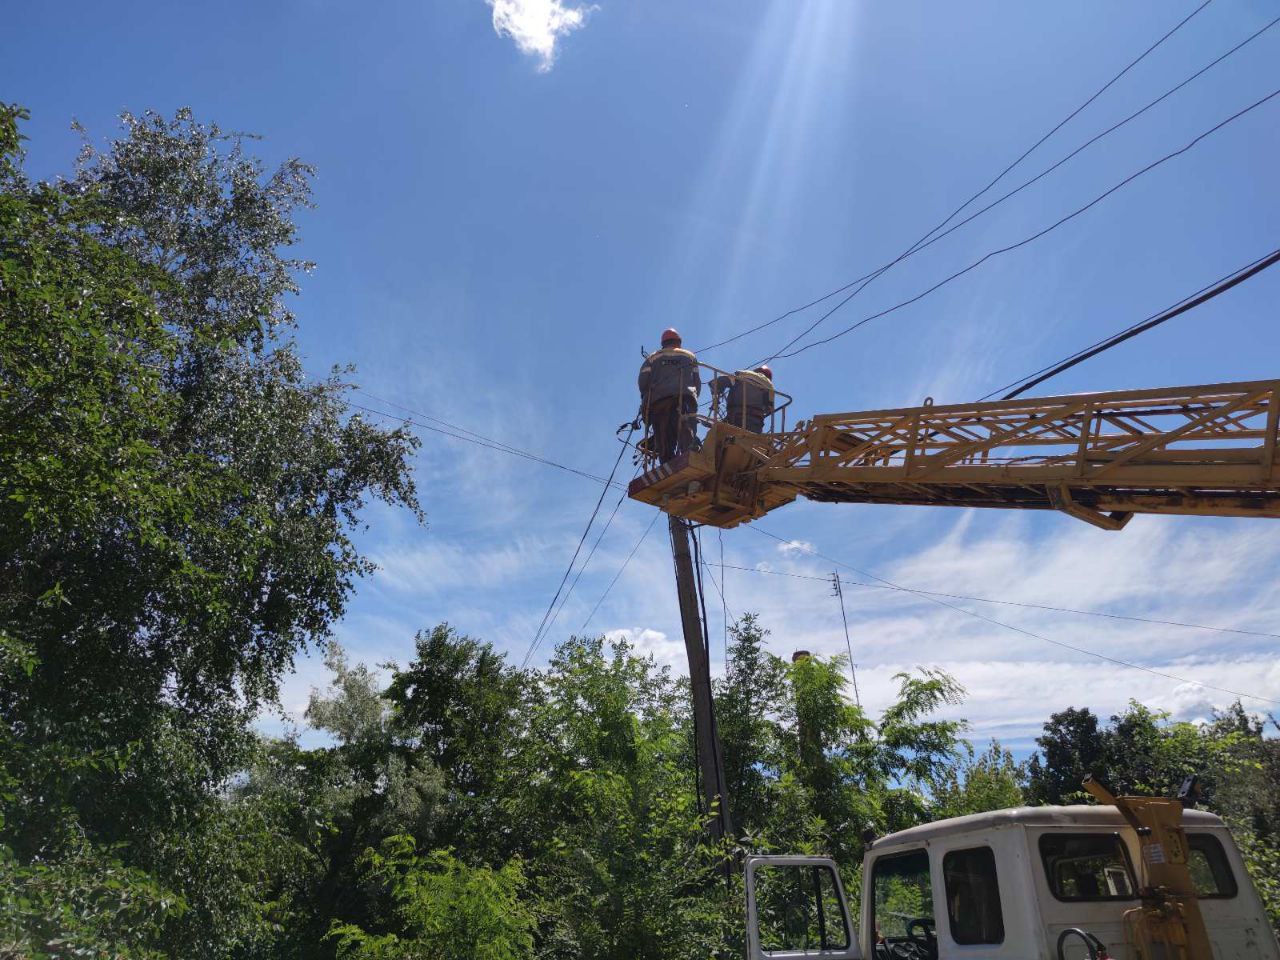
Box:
[746,806,1279,960]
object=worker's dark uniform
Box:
[638,346,701,462]
[710,370,775,433]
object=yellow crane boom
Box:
[629,378,1280,530]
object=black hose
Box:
[1057,927,1108,960]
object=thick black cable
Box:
[523,429,634,668]
[691,525,733,841]
[747,525,1280,706]
[984,248,1280,400]
[767,86,1280,362]
[697,0,1214,358]
[692,526,713,660]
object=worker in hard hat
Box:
[710,365,775,433]
[637,328,701,462]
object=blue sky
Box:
[7,0,1280,752]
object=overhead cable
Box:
[699,557,736,641]
[357,388,553,461]
[755,14,1279,365]
[522,429,634,668]
[765,86,1280,362]
[698,0,1215,358]
[983,247,1280,401]
[536,469,640,645]
[344,398,626,490]
[709,560,1280,644]
[580,511,660,632]
[746,526,1280,706]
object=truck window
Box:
[754,863,851,952]
[871,850,934,945]
[1039,833,1136,901]
[943,847,1004,945]
[1187,834,1237,898]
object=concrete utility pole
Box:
[668,515,733,844]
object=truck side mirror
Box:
[745,855,862,959]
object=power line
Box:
[708,560,1280,644]
[356,388,554,460]
[831,572,861,709]
[697,0,1215,358]
[580,511,660,632]
[523,429,634,668]
[983,247,1280,401]
[766,86,1280,362]
[718,529,728,661]
[536,470,639,645]
[341,391,663,644]
[344,398,626,490]
[747,525,1280,706]
[759,14,1280,366]
[698,556,737,653]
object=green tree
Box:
[1025,707,1108,804]
[503,635,733,960]
[930,740,1025,820]
[385,625,530,857]
[328,837,536,960]
[715,614,787,837]
[1,102,420,958]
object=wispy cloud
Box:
[488,0,592,71]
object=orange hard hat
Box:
[660,328,682,346]
[755,364,773,381]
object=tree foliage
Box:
[1,102,419,958]
[328,838,535,960]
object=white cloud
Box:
[605,627,686,670]
[775,538,815,556]
[488,0,592,72]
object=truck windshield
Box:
[872,849,934,941]
[1039,833,1136,901]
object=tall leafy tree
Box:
[715,614,787,837]
[1,103,421,957]
[386,624,530,855]
[1025,706,1108,804]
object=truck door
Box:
[746,855,862,959]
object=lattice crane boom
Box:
[629,378,1280,530]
